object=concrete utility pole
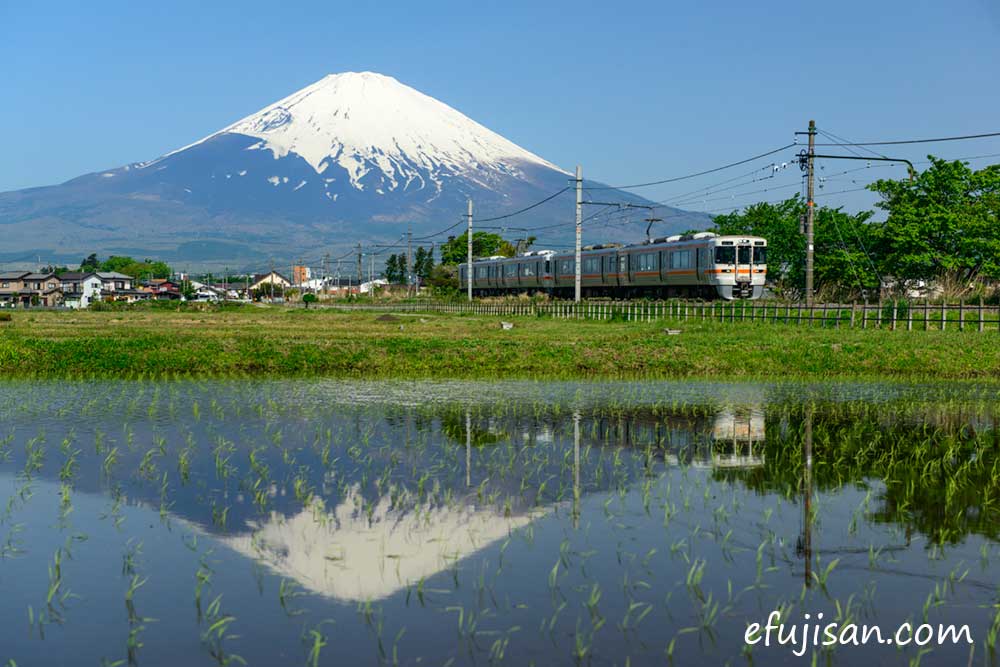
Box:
[466,199,473,302]
[574,165,583,303]
[805,120,816,307]
[407,226,413,297]
[356,243,363,288]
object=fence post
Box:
[941,301,946,331]
[907,301,913,331]
[891,300,897,331]
[924,300,929,331]
[979,297,985,333]
[959,299,965,331]
[862,299,868,329]
[850,301,856,328]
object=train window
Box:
[714,247,736,264]
[521,263,535,277]
[583,257,599,273]
[559,259,574,275]
[636,253,657,271]
[504,264,517,277]
[670,250,692,269]
[545,260,551,274]
[753,247,767,265]
[738,246,751,264]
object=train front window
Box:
[753,247,767,265]
[738,246,751,264]
[714,247,735,264]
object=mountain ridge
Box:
[0,72,710,270]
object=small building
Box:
[59,272,104,309]
[0,272,62,307]
[96,272,148,303]
[249,271,292,293]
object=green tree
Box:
[302,293,318,308]
[80,253,100,271]
[868,157,1000,283]
[713,196,880,296]
[383,254,403,284]
[439,231,514,265]
[413,246,434,282]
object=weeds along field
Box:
[0,307,998,379]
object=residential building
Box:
[249,272,291,291]
[59,272,104,309]
[96,272,148,303]
[0,271,62,307]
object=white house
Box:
[59,272,104,309]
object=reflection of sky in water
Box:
[1,380,998,667]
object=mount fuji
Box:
[0,72,709,268]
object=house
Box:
[96,271,149,303]
[0,271,62,307]
[59,272,104,309]
[142,279,182,300]
[250,271,292,292]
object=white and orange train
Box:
[460,232,767,300]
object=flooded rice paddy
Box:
[1,380,999,666]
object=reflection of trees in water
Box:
[714,403,1000,545]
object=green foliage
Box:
[383,254,407,284]
[76,253,171,280]
[440,231,513,265]
[713,196,879,296]
[425,264,459,293]
[868,157,1000,282]
[413,246,434,282]
[301,294,318,308]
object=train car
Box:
[460,233,767,300]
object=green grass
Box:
[0,306,997,379]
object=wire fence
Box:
[323,298,1000,332]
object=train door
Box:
[696,247,708,282]
[617,253,628,287]
[737,243,752,297]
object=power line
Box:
[475,187,570,222]
[583,143,796,190]
[813,131,1000,146]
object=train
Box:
[459,232,767,300]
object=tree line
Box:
[713,157,999,299]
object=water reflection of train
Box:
[558,406,766,469]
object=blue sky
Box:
[3,0,999,214]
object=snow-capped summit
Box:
[158,72,565,192]
[0,72,702,267]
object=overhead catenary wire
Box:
[583,143,797,190]
[812,131,1000,147]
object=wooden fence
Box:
[324,298,1000,332]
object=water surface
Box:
[1,380,998,666]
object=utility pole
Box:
[407,226,413,297]
[805,120,816,307]
[323,253,330,294]
[356,243,363,289]
[466,199,473,302]
[574,165,583,303]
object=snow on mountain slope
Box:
[150,72,567,193]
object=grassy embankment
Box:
[0,306,997,380]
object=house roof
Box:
[0,271,30,280]
[96,271,134,280]
[252,272,291,284]
[22,273,56,280]
[58,272,99,281]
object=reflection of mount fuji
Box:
[216,406,766,601]
[221,488,544,602]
